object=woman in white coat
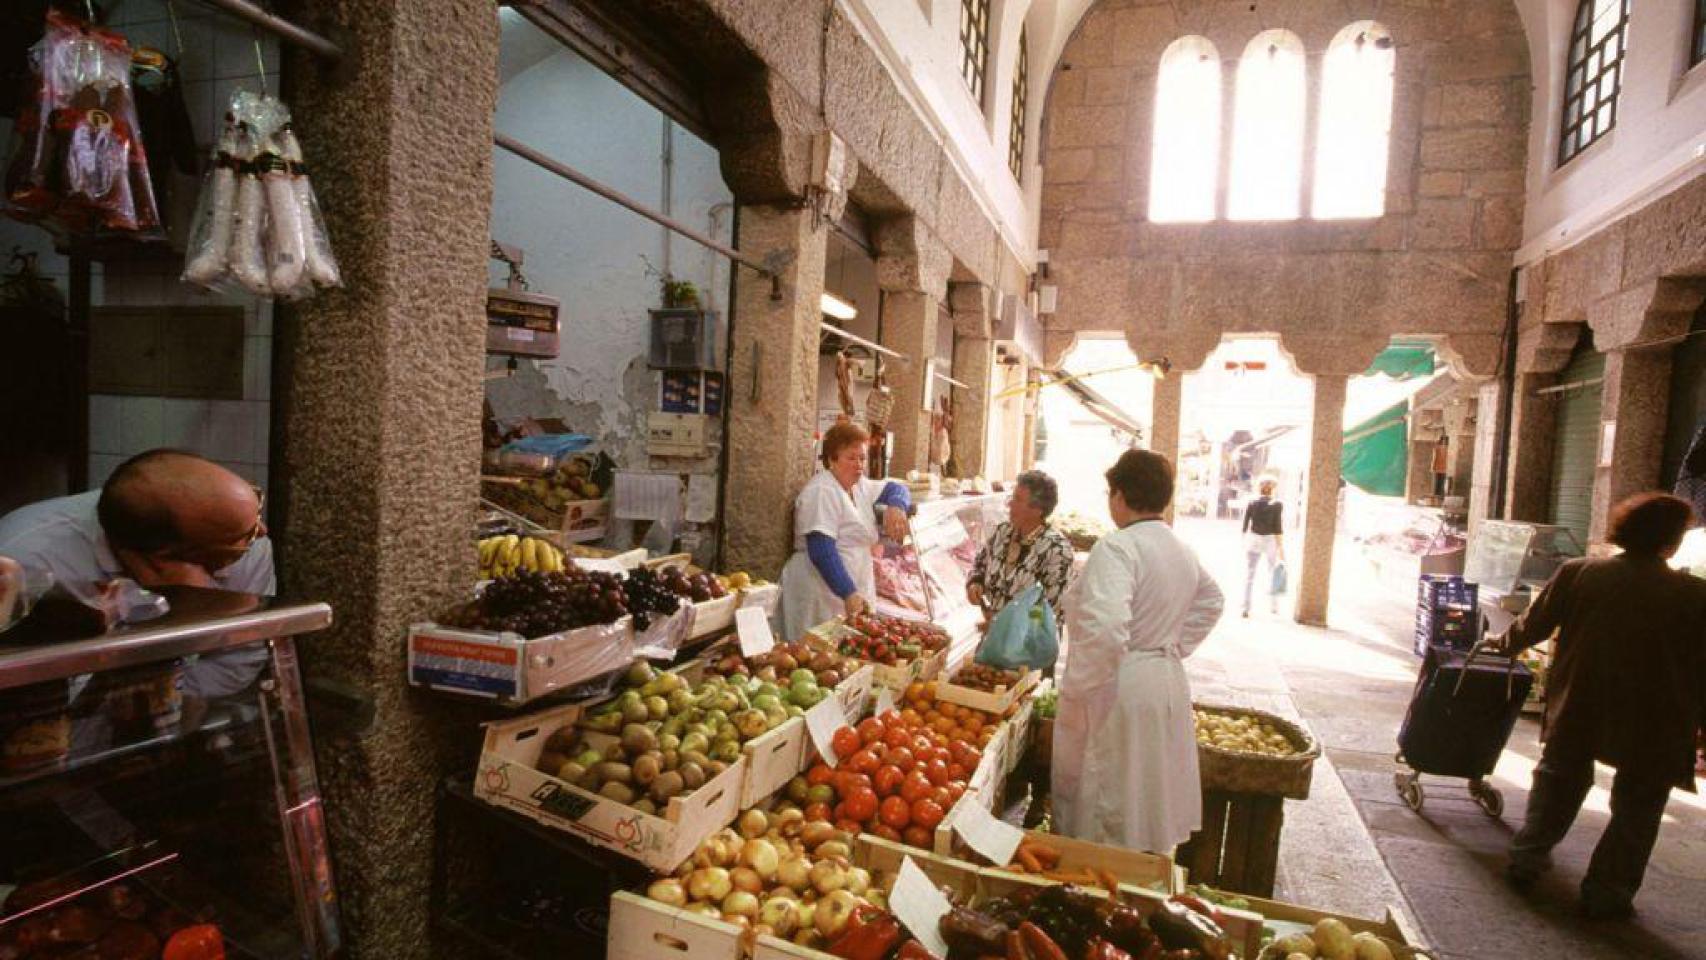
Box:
[779,422,912,640]
[1053,449,1225,853]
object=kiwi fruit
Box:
[555,760,588,783]
[650,770,686,803]
[633,797,658,816]
[603,742,627,763]
[599,781,636,804]
[632,753,663,787]
[680,749,711,770]
[596,762,633,784]
[622,724,660,755]
[707,759,728,777]
[661,749,680,771]
[537,750,571,774]
[678,762,706,790]
[574,768,602,792]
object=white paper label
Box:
[874,685,896,716]
[806,695,848,768]
[951,796,1025,867]
[890,857,953,957]
[736,606,776,658]
[575,557,628,575]
[507,327,536,341]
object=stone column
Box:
[1405,432,1434,504]
[1150,372,1183,521]
[950,335,995,477]
[1296,374,1348,626]
[723,205,830,579]
[271,3,498,957]
[879,290,940,475]
[1504,371,1561,521]
[1467,382,1502,532]
[1592,346,1673,540]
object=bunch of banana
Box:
[478,535,566,578]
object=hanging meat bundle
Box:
[3,9,161,237]
[181,89,340,300]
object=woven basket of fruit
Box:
[1193,703,1320,800]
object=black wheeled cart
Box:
[1394,640,1533,816]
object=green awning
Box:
[1342,400,1408,496]
[1364,340,1437,380]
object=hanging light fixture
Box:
[820,292,858,320]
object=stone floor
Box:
[1174,516,1706,960]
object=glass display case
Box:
[0,588,340,960]
[872,494,1006,660]
[1463,520,1583,595]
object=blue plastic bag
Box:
[975,583,1059,670]
[1271,561,1289,595]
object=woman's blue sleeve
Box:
[805,532,857,597]
[875,482,912,512]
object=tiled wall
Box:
[1,0,281,495]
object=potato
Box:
[1271,933,1316,957]
[1313,918,1355,960]
[1351,932,1395,960]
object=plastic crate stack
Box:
[1414,575,1480,658]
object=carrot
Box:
[1025,841,1062,869]
[1016,847,1045,873]
[1097,869,1121,895]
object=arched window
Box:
[1228,30,1306,221]
[1312,22,1395,219]
[1009,26,1029,181]
[1558,0,1629,164]
[1148,36,1221,223]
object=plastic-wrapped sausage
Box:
[280,127,340,288]
[228,126,271,296]
[260,131,305,294]
[181,118,240,287]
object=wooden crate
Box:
[970,828,1180,895]
[997,696,1035,780]
[934,667,1039,715]
[930,722,1010,855]
[1176,789,1286,898]
[1203,893,1426,960]
[407,618,634,705]
[689,593,738,640]
[738,583,780,617]
[475,698,746,873]
[738,716,807,809]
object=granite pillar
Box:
[1504,372,1561,522]
[1405,433,1434,504]
[1296,374,1348,626]
[950,335,995,478]
[1592,347,1674,541]
[271,2,498,956]
[879,290,940,476]
[1150,372,1183,521]
[722,204,830,579]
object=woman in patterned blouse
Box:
[967,470,1076,626]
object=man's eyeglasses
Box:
[238,483,267,549]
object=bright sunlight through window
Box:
[1312,22,1395,219]
[1228,30,1306,221]
[1148,36,1221,223]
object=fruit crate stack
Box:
[1413,575,1479,658]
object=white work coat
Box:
[779,470,885,640]
[1053,519,1224,854]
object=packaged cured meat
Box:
[181,90,339,299]
[3,9,161,236]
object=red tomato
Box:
[947,763,968,781]
[804,802,833,823]
[836,818,865,836]
[960,748,983,771]
[887,747,916,773]
[900,773,933,804]
[879,708,903,728]
[872,823,904,843]
[924,759,951,786]
[832,727,862,760]
[879,795,912,830]
[910,798,946,830]
[912,736,935,756]
[929,786,953,809]
[831,770,868,798]
[903,825,934,849]
[806,763,835,787]
[857,718,885,745]
[946,783,966,805]
[844,787,880,822]
[883,727,911,750]
[874,765,905,797]
[849,749,881,776]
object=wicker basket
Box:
[1194,703,1321,800]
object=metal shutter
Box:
[1548,348,1605,547]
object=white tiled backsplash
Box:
[0,1,281,495]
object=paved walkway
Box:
[1174,517,1706,960]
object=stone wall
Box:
[1037,0,1531,375]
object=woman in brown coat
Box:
[1501,493,1706,919]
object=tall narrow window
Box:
[1313,22,1395,219]
[1148,36,1221,223]
[1009,27,1029,181]
[1692,0,1706,67]
[960,0,991,106]
[1228,30,1306,220]
[1558,0,1629,164]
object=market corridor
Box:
[1177,517,1706,960]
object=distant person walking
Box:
[1240,478,1284,617]
[1499,493,1706,920]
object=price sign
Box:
[577,557,628,575]
[890,857,953,957]
[951,797,1025,867]
[806,695,848,768]
[736,606,776,658]
[874,685,896,716]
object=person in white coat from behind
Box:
[1053,449,1225,853]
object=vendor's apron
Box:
[779,496,879,640]
[1053,646,1200,854]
